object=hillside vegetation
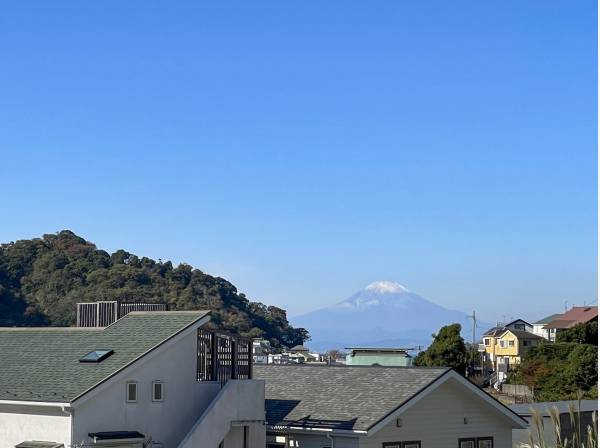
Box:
[0,230,308,349]
[507,322,598,401]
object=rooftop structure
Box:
[345,346,413,367]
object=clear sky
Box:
[1,1,597,323]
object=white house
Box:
[255,364,527,448]
[0,310,265,448]
[531,314,561,340]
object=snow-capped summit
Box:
[292,281,491,352]
[365,281,409,294]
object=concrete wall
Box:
[179,379,265,448]
[72,323,222,447]
[0,403,71,448]
[360,378,516,448]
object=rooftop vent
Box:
[79,349,114,363]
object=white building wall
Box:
[0,403,71,448]
[360,378,516,448]
[72,326,222,447]
[280,432,359,448]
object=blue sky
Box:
[0,1,596,323]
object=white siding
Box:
[0,403,71,448]
[360,378,516,448]
[72,325,222,447]
[283,432,359,448]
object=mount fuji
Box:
[292,281,491,352]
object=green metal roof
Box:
[533,313,562,325]
[0,311,209,403]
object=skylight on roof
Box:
[80,349,114,363]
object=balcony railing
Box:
[197,329,252,385]
[76,301,168,327]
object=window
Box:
[508,340,515,347]
[514,324,525,330]
[477,438,493,448]
[126,382,137,402]
[460,437,493,448]
[383,442,420,448]
[483,338,490,346]
[403,443,420,448]
[152,381,164,402]
[79,349,113,363]
[499,340,506,348]
[382,443,401,448]
[523,340,531,347]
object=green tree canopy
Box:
[414,323,467,374]
[556,321,598,345]
[508,342,597,401]
[0,230,309,349]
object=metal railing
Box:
[197,329,252,385]
[76,301,168,327]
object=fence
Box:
[197,329,252,385]
[76,301,168,327]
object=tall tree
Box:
[414,323,467,374]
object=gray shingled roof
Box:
[254,364,449,431]
[0,311,209,403]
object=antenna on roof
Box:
[564,300,569,313]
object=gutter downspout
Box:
[326,433,334,448]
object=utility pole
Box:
[469,311,476,376]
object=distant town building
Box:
[267,345,324,364]
[345,347,413,367]
[252,339,272,364]
[481,325,544,385]
[543,306,598,342]
[532,313,562,340]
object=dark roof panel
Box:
[254,364,449,431]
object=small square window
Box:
[126,382,137,402]
[508,340,515,347]
[382,443,400,448]
[403,443,421,448]
[152,381,164,402]
[483,338,490,346]
[459,439,476,448]
[478,438,493,448]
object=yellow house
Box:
[482,328,544,372]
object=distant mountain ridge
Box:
[292,281,491,352]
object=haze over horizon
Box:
[1,2,597,323]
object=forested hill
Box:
[0,230,308,348]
